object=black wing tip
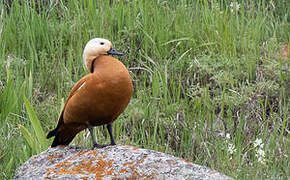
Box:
[51,140,58,147]
[49,132,62,147]
[49,133,76,147]
[46,129,57,139]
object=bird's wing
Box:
[46,75,89,146]
[56,75,88,125]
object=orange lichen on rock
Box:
[15,146,233,180]
[128,164,144,179]
[45,150,116,179]
[119,168,129,174]
[48,154,62,161]
[46,168,55,176]
[54,160,71,170]
[75,149,90,157]
[122,160,134,167]
[167,159,176,166]
[137,154,147,164]
[119,154,152,179]
[106,167,114,176]
[95,155,114,176]
[87,149,98,156]
[45,148,157,179]
[121,160,140,178]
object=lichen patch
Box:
[15,146,232,180]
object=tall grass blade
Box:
[18,124,39,153]
[23,96,47,151]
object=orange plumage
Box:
[47,38,133,148]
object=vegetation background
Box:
[0,0,289,179]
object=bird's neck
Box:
[91,55,118,74]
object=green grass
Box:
[0,0,289,179]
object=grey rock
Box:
[14,145,232,180]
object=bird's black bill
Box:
[107,48,124,56]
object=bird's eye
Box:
[100,42,104,45]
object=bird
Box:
[46,38,133,148]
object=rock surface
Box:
[14,145,232,180]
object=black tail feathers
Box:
[47,128,61,147]
[46,128,58,139]
[47,124,81,147]
[50,131,77,147]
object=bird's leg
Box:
[107,124,116,145]
[88,126,104,148]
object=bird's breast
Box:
[63,56,133,126]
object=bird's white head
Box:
[83,38,124,72]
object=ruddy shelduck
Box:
[47,38,133,148]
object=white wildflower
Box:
[257,156,265,164]
[254,138,263,148]
[226,133,231,140]
[229,2,240,13]
[225,133,236,155]
[254,138,266,164]
[256,148,265,163]
[257,148,265,157]
[228,143,237,155]
[7,54,12,61]
[236,3,240,11]
[225,133,236,158]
